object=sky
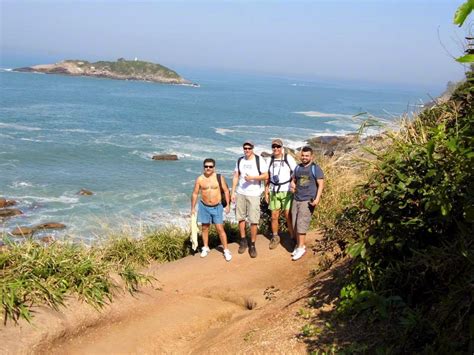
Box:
[0,0,470,86]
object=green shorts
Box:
[269,192,293,211]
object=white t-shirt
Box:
[234,155,269,197]
[268,154,297,192]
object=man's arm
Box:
[311,178,324,206]
[191,177,200,214]
[264,175,270,203]
[231,170,239,203]
[221,175,231,213]
[245,171,269,182]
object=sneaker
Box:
[223,249,232,262]
[200,246,210,258]
[269,235,280,250]
[292,247,306,261]
[291,243,303,256]
[249,245,257,258]
[238,238,248,254]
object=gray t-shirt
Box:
[293,163,324,201]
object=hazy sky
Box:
[0,0,470,85]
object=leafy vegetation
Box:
[319,71,474,352]
[454,0,474,63]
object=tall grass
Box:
[312,156,368,232]
[0,225,195,324]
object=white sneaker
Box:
[291,245,305,256]
[200,246,210,258]
[223,249,232,262]
[292,247,306,261]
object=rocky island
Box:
[14,58,197,86]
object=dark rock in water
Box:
[11,226,35,237]
[0,198,17,208]
[78,188,94,196]
[152,154,179,161]
[35,222,66,230]
[0,208,23,218]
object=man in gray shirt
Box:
[291,146,324,261]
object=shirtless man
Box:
[191,158,232,262]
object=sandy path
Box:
[1,233,319,354]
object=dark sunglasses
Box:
[272,144,282,149]
[204,165,214,169]
[243,146,253,150]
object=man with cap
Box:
[231,140,268,258]
[265,138,298,249]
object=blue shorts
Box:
[197,200,224,225]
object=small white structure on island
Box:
[134,57,138,61]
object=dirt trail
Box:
[1,233,321,354]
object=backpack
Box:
[268,153,293,192]
[216,174,227,208]
[237,155,262,176]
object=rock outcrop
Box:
[14,59,196,86]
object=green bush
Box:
[331,73,474,352]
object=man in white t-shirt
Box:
[231,140,268,258]
[264,138,298,249]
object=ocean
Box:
[0,68,436,242]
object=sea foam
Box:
[295,111,353,119]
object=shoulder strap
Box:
[268,155,275,174]
[255,155,261,175]
[311,163,317,179]
[284,153,293,174]
[237,156,243,175]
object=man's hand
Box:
[290,181,296,193]
[231,192,236,203]
[309,197,320,207]
[225,205,230,214]
[244,174,254,182]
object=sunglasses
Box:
[243,147,253,150]
[272,144,282,149]
[204,165,214,169]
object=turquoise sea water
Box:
[0,68,435,241]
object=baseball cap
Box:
[243,140,254,147]
[271,138,283,146]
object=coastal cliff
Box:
[14,58,196,86]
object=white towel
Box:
[190,213,198,251]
